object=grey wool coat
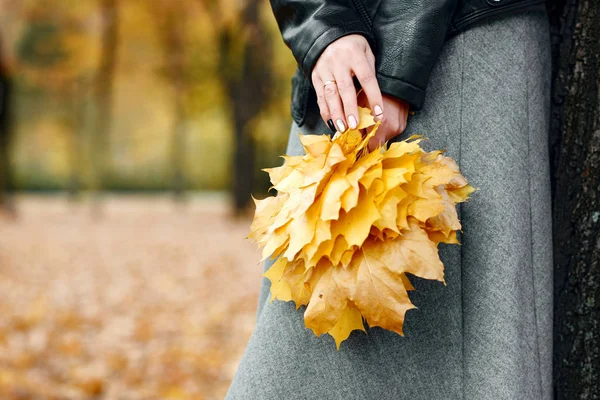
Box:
[228,8,553,400]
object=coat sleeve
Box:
[371,0,459,111]
[269,0,376,82]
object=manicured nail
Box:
[374,105,383,115]
[336,118,346,132]
[327,119,336,132]
[348,115,357,129]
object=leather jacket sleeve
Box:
[370,0,459,111]
[269,0,376,82]
[271,1,459,112]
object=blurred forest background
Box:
[0,0,296,209]
[0,0,298,399]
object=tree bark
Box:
[549,0,600,398]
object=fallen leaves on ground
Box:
[0,196,260,399]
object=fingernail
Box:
[348,115,357,129]
[336,118,346,132]
[327,119,336,132]
[374,105,383,115]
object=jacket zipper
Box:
[351,0,373,29]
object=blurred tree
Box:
[199,0,274,214]
[0,0,293,194]
[91,0,118,212]
[14,1,100,194]
[0,35,15,214]
[67,78,87,198]
[151,1,191,199]
[549,0,600,397]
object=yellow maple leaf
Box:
[249,106,477,348]
[328,302,365,350]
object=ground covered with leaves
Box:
[0,196,260,399]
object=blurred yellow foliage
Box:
[0,0,297,192]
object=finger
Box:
[399,109,408,134]
[312,75,334,131]
[323,73,347,133]
[394,99,409,134]
[332,65,359,130]
[365,48,376,74]
[350,56,376,121]
[354,53,383,118]
[368,124,388,152]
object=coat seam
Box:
[524,24,544,397]
[458,29,466,400]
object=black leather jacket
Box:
[270,0,547,128]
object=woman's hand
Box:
[311,34,383,133]
[358,92,410,152]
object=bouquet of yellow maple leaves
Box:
[248,107,476,349]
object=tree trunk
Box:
[220,1,272,215]
[92,0,118,214]
[549,0,600,398]
[0,36,15,216]
[68,79,87,200]
[155,4,187,200]
[197,0,273,214]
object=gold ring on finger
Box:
[323,80,337,89]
